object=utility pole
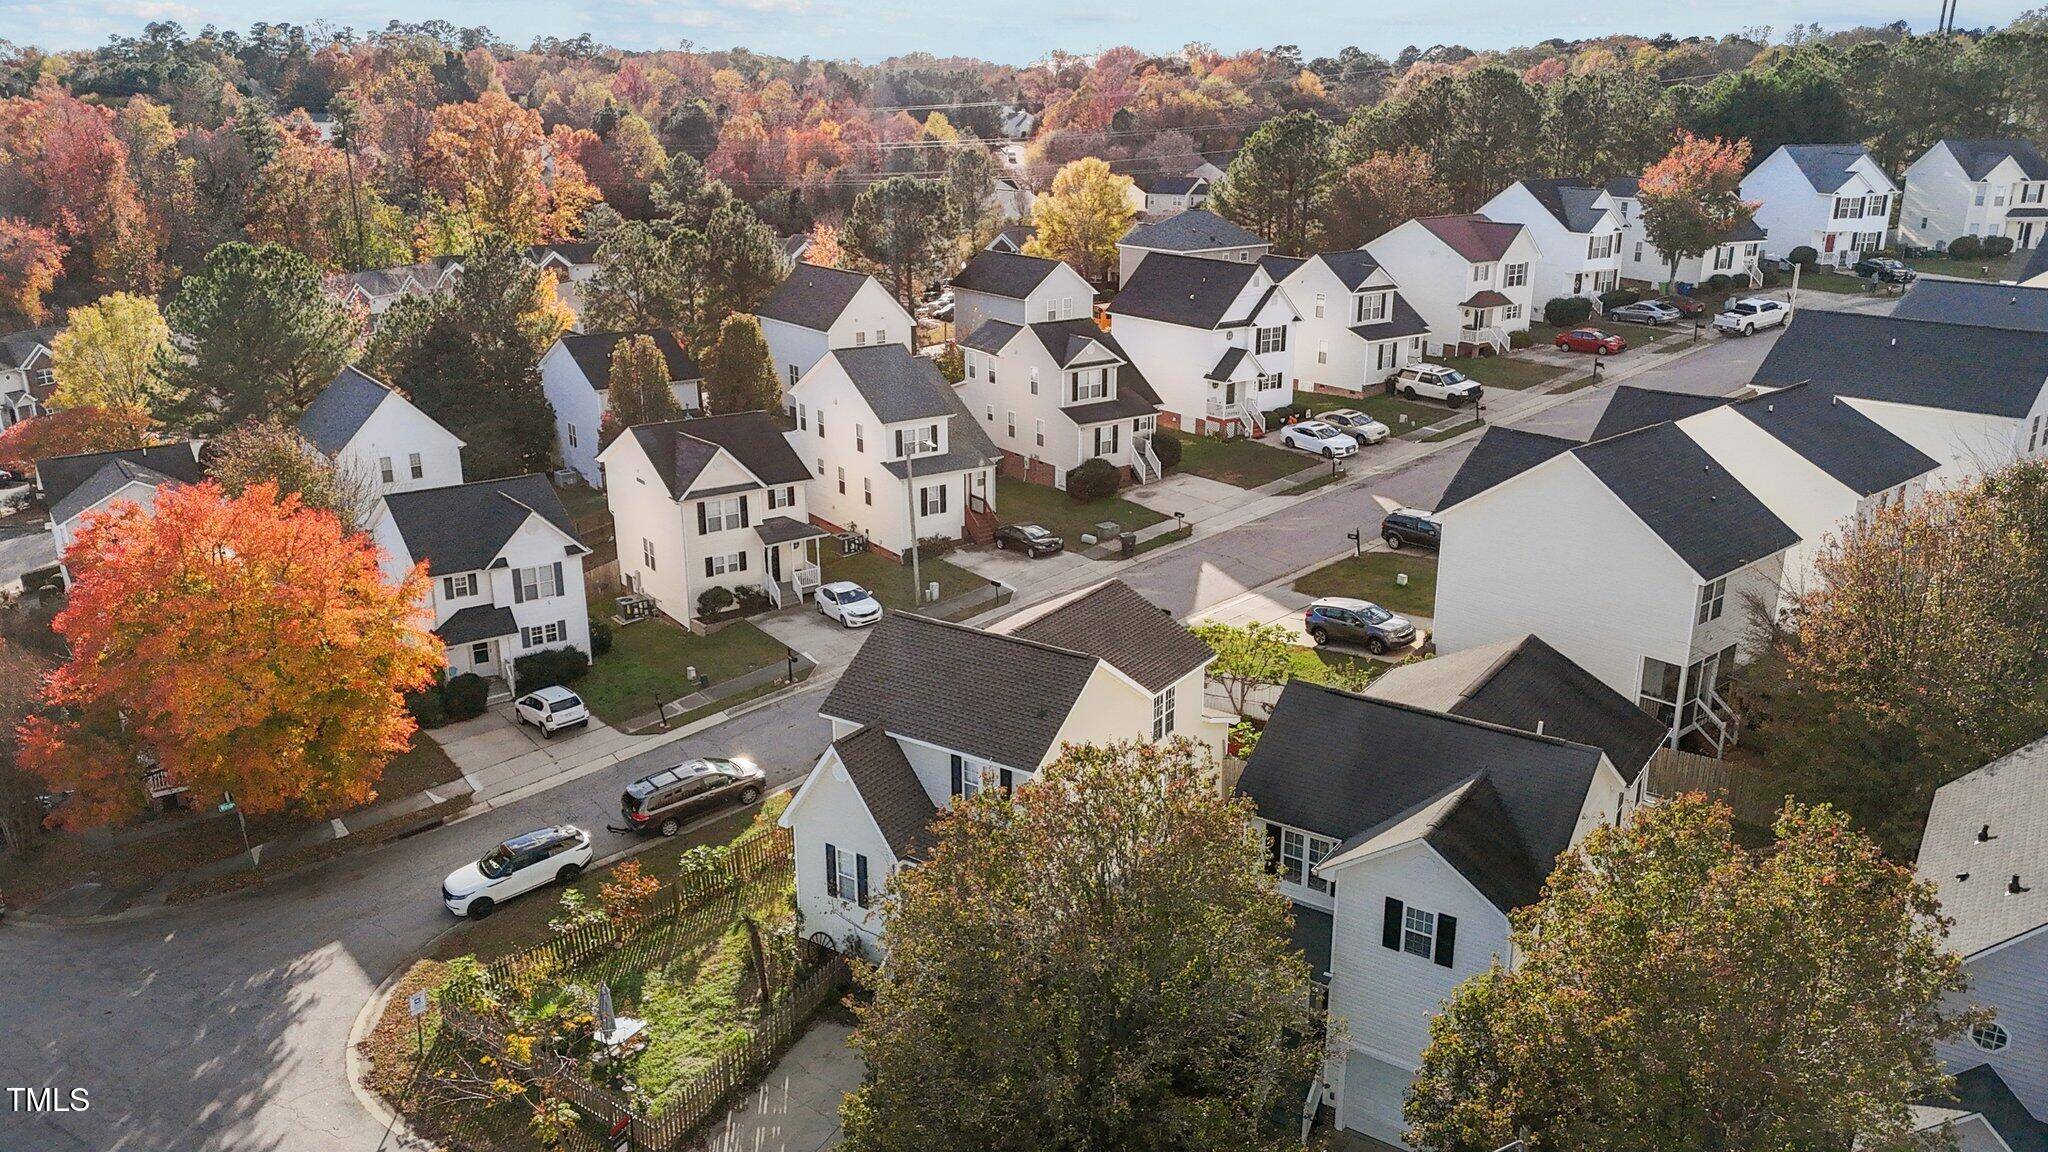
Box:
[1789,260,1802,316]
[903,434,923,604]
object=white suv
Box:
[514,685,590,737]
[1713,297,1790,335]
[442,825,593,919]
[1392,364,1483,405]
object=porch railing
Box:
[1461,324,1508,354]
[1134,435,1162,483]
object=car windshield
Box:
[478,846,516,878]
[1359,604,1393,624]
[844,586,872,602]
[1022,525,1051,539]
[1438,369,1468,385]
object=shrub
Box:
[587,614,613,658]
[1706,273,1734,292]
[1948,234,1984,260]
[1788,245,1819,268]
[733,586,772,613]
[441,673,490,720]
[405,686,447,729]
[697,585,735,616]
[1268,402,1308,424]
[1508,328,1536,350]
[1599,287,1641,310]
[915,533,960,558]
[514,646,590,692]
[1982,235,2015,258]
[1065,457,1122,502]
[1150,431,1182,471]
[1543,296,1594,327]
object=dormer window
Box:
[1070,368,1110,403]
[1353,293,1388,324]
[895,424,939,458]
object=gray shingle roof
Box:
[381,474,582,575]
[1206,346,1250,381]
[1752,309,2048,419]
[1029,319,1119,368]
[559,331,698,390]
[48,459,178,525]
[1134,174,1206,195]
[961,319,1021,355]
[1572,422,1800,580]
[1780,144,1876,193]
[1730,381,1937,496]
[1259,254,1305,281]
[436,604,518,645]
[1893,279,2048,334]
[1317,249,1387,291]
[834,725,938,861]
[1238,680,1607,913]
[1917,1066,2048,1152]
[1437,426,1579,510]
[1517,178,1612,233]
[820,613,1102,769]
[1941,138,2048,181]
[1008,579,1210,693]
[1603,175,1641,200]
[342,260,453,299]
[951,250,1062,300]
[1120,209,1266,253]
[1416,215,1525,262]
[1589,386,1730,442]
[627,412,813,495]
[754,515,829,545]
[1349,296,1430,342]
[298,366,393,456]
[37,443,206,523]
[2023,240,2048,284]
[1915,734,2048,958]
[832,345,959,423]
[880,384,1001,479]
[757,263,873,331]
[1020,320,1162,422]
[0,326,56,371]
[1109,253,1264,329]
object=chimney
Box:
[1980,823,1996,842]
[2011,874,2029,894]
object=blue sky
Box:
[6,0,2035,64]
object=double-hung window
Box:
[442,573,478,599]
[1472,263,1493,282]
[704,550,746,576]
[1402,906,1437,957]
[1150,685,1175,738]
[824,843,869,908]
[1353,293,1387,323]
[950,753,1015,798]
[408,452,424,480]
[515,564,562,601]
[642,539,657,570]
[1255,325,1287,354]
[895,424,938,457]
[1697,576,1727,624]
[1071,369,1108,403]
[379,456,395,484]
[1272,824,1336,895]
[520,620,566,647]
[703,495,745,532]
[919,484,948,516]
[1503,263,1528,288]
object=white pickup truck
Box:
[1712,297,1791,336]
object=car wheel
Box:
[1400,385,1416,399]
[1321,446,1334,458]
[1555,341,1568,350]
[1596,345,1610,356]
[556,863,582,885]
[739,786,762,805]
[1308,627,1329,645]
[995,537,1007,550]
[467,897,495,920]
[1367,636,1389,655]
[659,816,681,837]
[1385,534,1402,549]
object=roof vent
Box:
[1889,337,1898,347]
[1980,823,1996,842]
[1958,872,1971,882]
[2011,874,2030,894]
[1766,403,1774,412]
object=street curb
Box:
[346,960,441,1151]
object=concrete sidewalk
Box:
[699,1021,860,1152]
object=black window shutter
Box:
[1382,897,1405,951]
[855,854,870,907]
[551,561,562,595]
[739,497,750,527]
[949,755,963,797]
[737,551,747,572]
[1265,824,1283,873]
[697,502,707,534]
[824,843,839,898]
[704,557,715,578]
[1434,914,1458,968]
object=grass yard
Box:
[1160,429,1311,489]
[1293,551,1439,618]
[1790,268,1877,295]
[1439,353,1568,391]
[1903,254,2023,281]
[994,475,1167,545]
[821,546,986,612]
[577,617,790,725]
[1294,391,1452,436]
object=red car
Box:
[1555,327,1627,355]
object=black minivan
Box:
[619,757,767,836]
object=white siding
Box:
[1839,396,2030,487]
[1364,220,1538,356]
[1939,932,2048,1119]
[1901,145,1980,251]
[783,748,896,955]
[1676,406,1880,595]
[539,341,608,486]
[1478,182,1624,305]
[1107,268,1296,430]
[340,392,465,495]
[1742,147,1896,266]
[1281,257,1415,395]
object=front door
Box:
[767,545,783,582]
[1222,379,1237,406]
[2021,222,2038,248]
[1823,232,1838,254]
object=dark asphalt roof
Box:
[1238,680,1606,913]
[1010,580,1211,693]
[1109,252,1264,328]
[821,613,1102,769]
[1206,346,1250,381]
[297,367,393,456]
[757,263,872,330]
[1029,319,1123,368]
[1718,216,1767,243]
[1572,422,1800,580]
[951,250,1062,299]
[2026,241,2048,284]
[1437,426,1579,510]
[1259,254,1305,281]
[526,241,601,266]
[1589,386,1730,441]
[832,345,959,423]
[990,224,1037,251]
[1893,279,2048,333]
[1941,138,2048,181]
[1461,289,1514,309]
[435,604,518,644]
[37,443,206,519]
[1780,144,1877,193]
[559,331,698,390]
[1518,178,1612,233]
[1417,215,1525,262]
[1024,320,1162,421]
[754,515,830,545]
[879,384,1000,478]
[961,319,1021,354]
[1134,173,1206,195]
[1731,381,1938,496]
[1317,248,1387,291]
[627,412,813,495]
[1120,209,1266,253]
[1920,1065,2048,1152]
[1752,309,2048,419]
[1603,175,1641,199]
[48,459,181,525]
[1349,296,1430,342]
[0,326,56,371]
[381,474,582,574]
[834,725,938,861]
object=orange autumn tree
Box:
[18,481,443,826]
[1638,132,1758,290]
[0,405,157,472]
[427,91,601,244]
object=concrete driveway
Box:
[429,706,643,803]
[755,604,878,670]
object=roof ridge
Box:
[1287,679,1608,756]
[891,609,1107,669]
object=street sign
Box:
[217,799,235,813]
[408,990,429,1017]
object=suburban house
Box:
[1115,209,1270,286]
[525,241,603,318]
[331,257,462,317]
[947,250,1098,348]
[779,579,1225,954]
[1432,420,1798,752]
[1104,252,1299,436]
[1365,214,1539,356]
[2021,241,2048,286]
[599,411,824,623]
[958,316,1164,488]
[756,263,914,401]
[0,326,57,428]
[37,442,208,586]
[539,331,703,486]
[1605,176,1767,290]
[991,175,1034,220]
[1914,733,2048,1146]
[1912,1065,2048,1152]
[1740,144,1898,267]
[1894,277,2048,334]
[1478,178,1625,303]
[297,366,467,495]
[785,343,1001,556]
[1127,173,1209,216]
[1750,309,2048,484]
[1277,250,1429,396]
[987,224,1037,254]
[1901,139,2048,252]
[370,474,591,695]
[1236,679,1634,1143]
[777,233,812,273]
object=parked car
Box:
[1554,327,1627,355]
[442,825,592,918]
[619,757,765,837]
[1662,295,1708,318]
[1277,420,1359,458]
[817,581,883,627]
[1852,257,1917,284]
[1381,507,1441,551]
[1712,297,1791,335]
[1304,597,1417,655]
[1392,364,1483,406]
[994,523,1065,556]
[1607,300,1683,326]
[1318,409,1391,445]
[514,685,590,737]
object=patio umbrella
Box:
[597,980,616,1034]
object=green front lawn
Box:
[1439,353,1568,391]
[577,617,790,725]
[1903,254,2023,281]
[1292,551,1438,618]
[821,546,986,612]
[1297,391,1455,436]
[993,475,1167,545]
[1791,268,1875,295]
[1161,429,1312,489]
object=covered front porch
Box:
[2003,208,2047,250]
[1201,347,1274,437]
[436,604,522,702]
[1454,291,1513,356]
[755,515,827,609]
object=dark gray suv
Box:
[1380,507,1441,550]
[1304,597,1416,655]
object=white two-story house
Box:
[959,317,1163,488]
[1126,174,1210,216]
[1104,252,1298,436]
[786,344,1001,557]
[0,326,57,428]
[37,442,208,587]
[331,257,463,319]
[1237,678,1635,1144]
[1365,215,1539,357]
[779,579,1226,954]
[1277,250,1429,397]
[1741,144,1897,268]
[947,250,1098,351]
[371,474,592,694]
[1604,176,1767,291]
[539,331,703,487]
[1902,139,2048,253]
[297,366,467,496]
[1115,209,1270,286]
[1479,179,1624,304]
[525,242,603,320]
[757,264,914,402]
[600,411,823,623]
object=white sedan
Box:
[442,825,592,919]
[817,581,884,627]
[1277,420,1360,458]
